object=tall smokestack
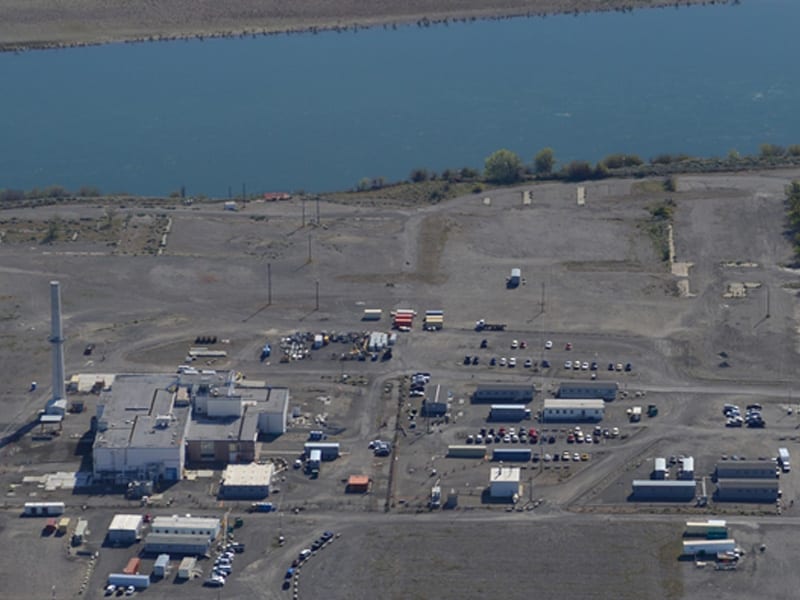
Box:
[49,281,66,403]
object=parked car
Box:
[490,357,497,366]
[625,362,632,371]
[508,357,517,367]
[564,360,572,369]
[499,357,507,367]
[541,359,550,368]
[524,359,533,368]
[545,340,553,350]
[472,356,479,365]
[590,361,598,370]
[511,340,519,349]
[565,343,572,350]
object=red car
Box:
[565,343,572,351]
[498,427,506,437]
[528,428,537,438]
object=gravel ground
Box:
[0,0,719,51]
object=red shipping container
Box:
[123,557,141,575]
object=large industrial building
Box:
[92,372,290,481]
[218,463,274,499]
[541,399,604,422]
[715,479,780,503]
[92,375,190,484]
[472,384,535,404]
[558,381,618,401]
[184,376,289,466]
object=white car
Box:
[499,357,507,367]
[125,586,136,596]
[524,359,533,368]
[104,585,116,597]
[581,362,589,370]
[508,357,517,367]
[511,339,519,349]
[545,340,553,350]
[564,360,572,369]
[611,427,620,437]
[573,361,581,370]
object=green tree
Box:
[760,143,785,158]
[533,147,555,175]
[563,160,593,182]
[484,149,524,184]
[409,168,430,183]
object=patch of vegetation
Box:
[784,180,800,263]
[646,198,676,263]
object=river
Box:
[0,0,797,196]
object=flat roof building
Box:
[631,480,696,501]
[93,375,189,484]
[219,463,274,499]
[715,461,777,480]
[472,384,534,404]
[150,515,220,539]
[185,379,289,466]
[558,381,618,401]
[107,514,144,545]
[489,466,521,498]
[541,399,604,422]
[715,478,780,503]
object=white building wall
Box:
[207,397,243,418]
[490,481,519,498]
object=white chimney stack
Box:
[49,281,66,403]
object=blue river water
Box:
[0,0,798,196]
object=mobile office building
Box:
[684,520,728,539]
[682,539,737,556]
[447,445,488,459]
[492,448,532,462]
[23,502,65,517]
[558,381,619,401]
[488,404,532,422]
[507,268,521,288]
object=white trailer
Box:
[682,539,736,556]
[488,404,532,422]
[778,447,791,472]
[23,502,65,517]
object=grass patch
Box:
[322,180,487,206]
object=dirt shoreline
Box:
[0,0,730,53]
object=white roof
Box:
[490,467,521,483]
[543,399,605,410]
[109,514,143,531]
[152,515,220,529]
[221,463,274,487]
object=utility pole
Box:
[302,198,306,228]
[307,234,312,263]
[540,281,546,314]
[315,197,320,225]
[267,262,272,306]
[766,285,771,319]
[315,280,320,311]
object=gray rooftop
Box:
[716,478,779,489]
[94,374,189,450]
[187,405,259,442]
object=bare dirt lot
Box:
[3,169,800,598]
[0,0,716,51]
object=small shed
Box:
[653,457,667,480]
[152,554,170,577]
[177,557,197,579]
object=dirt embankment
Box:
[0,0,729,52]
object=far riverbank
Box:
[0,0,732,53]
